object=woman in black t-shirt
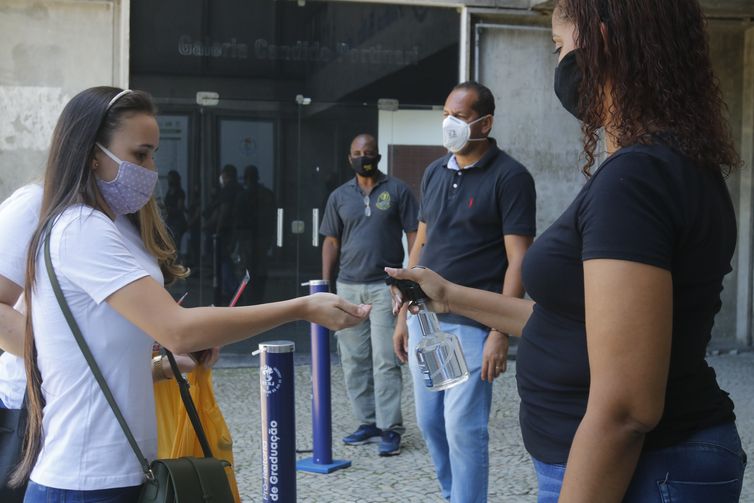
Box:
[387,0,747,501]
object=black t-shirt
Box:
[517,141,736,464]
[320,174,419,283]
[418,139,536,327]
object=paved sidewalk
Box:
[213,353,754,502]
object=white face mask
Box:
[442,114,490,153]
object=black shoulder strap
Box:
[44,231,219,477]
[43,231,153,478]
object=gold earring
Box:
[94,162,99,168]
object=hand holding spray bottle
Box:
[385,276,469,391]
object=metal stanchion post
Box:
[296,280,351,474]
[259,341,296,502]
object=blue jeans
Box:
[24,481,141,503]
[532,421,747,502]
[408,317,493,503]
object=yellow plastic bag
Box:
[154,365,241,503]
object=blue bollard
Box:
[296,280,351,474]
[259,341,296,502]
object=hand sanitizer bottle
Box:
[387,277,469,391]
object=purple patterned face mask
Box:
[95,142,158,215]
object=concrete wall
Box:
[476,15,754,345]
[477,21,583,234]
[708,21,747,345]
[0,0,128,201]
[736,26,754,347]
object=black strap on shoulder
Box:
[43,231,153,477]
[44,230,218,473]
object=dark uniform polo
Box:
[418,138,536,326]
[320,173,419,284]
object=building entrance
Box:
[130,0,459,350]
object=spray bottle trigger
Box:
[384,276,429,305]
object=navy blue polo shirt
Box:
[518,140,736,464]
[418,138,536,327]
[320,173,419,283]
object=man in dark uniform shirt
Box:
[321,133,419,457]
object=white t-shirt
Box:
[30,205,163,490]
[0,184,42,409]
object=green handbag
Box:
[44,232,235,502]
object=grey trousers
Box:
[335,281,404,434]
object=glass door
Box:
[153,97,378,351]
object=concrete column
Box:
[113,0,130,88]
[0,0,127,201]
[736,26,754,347]
[459,6,471,83]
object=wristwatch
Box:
[152,355,170,381]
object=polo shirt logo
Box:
[468,196,474,208]
[376,191,391,210]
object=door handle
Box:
[276,208,284,248]
[312,208,319,247]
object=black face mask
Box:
[554,49,583,120]
[351,155,381,177]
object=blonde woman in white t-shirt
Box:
[0,186,220,500]
[10,87,370,502]
[0,184,205,500]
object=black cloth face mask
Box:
[351,155,381,177]
[554,49,584,120]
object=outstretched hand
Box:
[304,292,371,331]
[384,266,451,316]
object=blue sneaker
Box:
[342,424,382,445]
[378,431,401,456]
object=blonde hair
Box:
[130,199,188,285]
[11,86,184,486]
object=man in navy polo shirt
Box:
[393,82,536,502]
[320,133,419,457]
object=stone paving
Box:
[212,352,754,502]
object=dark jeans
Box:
[533,421,747,502]
[24,481,141,503]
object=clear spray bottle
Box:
[386,277,469,391]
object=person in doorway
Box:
[184,183,202,270]
[163,170,187,256]
[234,165,276,305]
[218,164,242,304]
[320,133,419,457]
[388,1,747,501]
[393,81,536,503]
[9,86,370,502]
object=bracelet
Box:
[152,355,171,381]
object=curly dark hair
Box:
[555,0,740,176]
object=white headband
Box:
[106,89,132,110]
